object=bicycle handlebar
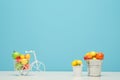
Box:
[25,50,35,53]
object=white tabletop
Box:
[0,71,120,80]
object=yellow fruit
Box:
[93,57,97,60]
[21,59,28,65]
[20,55,25,59]
[71,60,82,66]
[71,60,77,66]
[85,52,91,56]
[77,60,82,65]
[90,51,97,57]
[25,54,30,60]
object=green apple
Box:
[12,51,21,59]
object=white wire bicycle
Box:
[25,50,46,72]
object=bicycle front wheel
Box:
[31,61,46,71]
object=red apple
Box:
[95,52,104,60]
[84,54,93,60]
[16,56,21,62]
[84,56,88,60]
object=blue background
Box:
[0,0,120,71]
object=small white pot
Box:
[72,65,82,77]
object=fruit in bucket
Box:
[71,60,82,66]
[95,52,104,60]
[77,60,82,65]
[84,51,104,60]
[89,51,97,57]
[72,60,77,66]
[84,54,93,60]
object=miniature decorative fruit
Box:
[71,60,82,66]
[84,56,88,60]
[77,60,82,65]
[84,54,93,60]
[12,51,31,72]
[23,64,30,70]
[84,51,104,60]
[20,54,25,59]
[90,51,97,57]
[16,56,21,62]
[15,63,23,70]
[25,54,30,60]
[93,57,97,60]
[21,59,28,65]
[12,51,21,59]
[95,52,104,60]
[72,60,77,66]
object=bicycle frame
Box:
[25,50,46,71]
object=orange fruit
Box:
[25,54,30,60]
[95,52,104,60]
[20,54,25,59]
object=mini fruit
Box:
[77,60,82,65]
[20,54,25,59]
[15,63,23,70]
[95,52,104,60]
[71,60,82,66]
[71,60,77,66]
[16,56,21,62]
[25,54,30,60]
[21,59,28,65]
[84,54,93,60]
[84,51,104,60]
[23,64,30,70]
[12,51,21,59]
[90,51,97,57]
[93,57,97,60]
[85,52,91,56]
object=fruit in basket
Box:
[21,59,28,65]
[23,64,30,70]
[20,54,25,59]
[16,56,21,62]
[15,63,23,70]
[95,52,104,60]
[71,60,82,66]
[12,51,21,59]
[25,54,30,60]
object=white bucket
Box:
[87,60,102,77]
[72,65,82,77]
